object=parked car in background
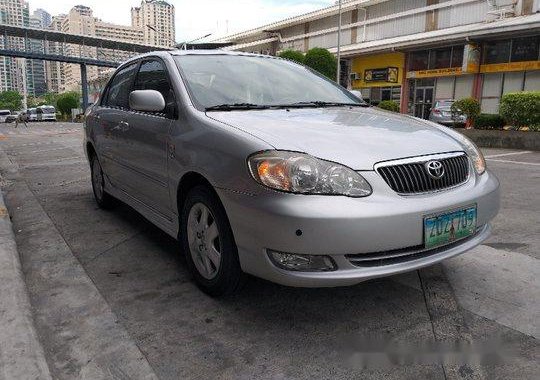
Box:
[26,108,38,122]
[0,109,11,123]
[429,100,466,126]
[85,51,499,296]
[37,105,57,122]
[4,111,20,123]
[349,90,364,101]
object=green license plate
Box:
[424,206,477,249]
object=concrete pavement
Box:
[0,122,538,379]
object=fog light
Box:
[268,250,337,272]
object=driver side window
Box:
[133,59,177,118]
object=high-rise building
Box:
[27,10,49,96]
[45,14,65,93]
[0,0,29,94]
[47,5,147,92]
[131,0,175,47]
[33,8,51,27]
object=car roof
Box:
[121,49,275,67]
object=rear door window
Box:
[104,63,138,109]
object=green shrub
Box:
[56,91,80,117]
[499,92,540,130]
[377,100,400,113]
[304,48,337,80]
[277,50,305,64]
[451,97,480,127]
[473,113,505,130]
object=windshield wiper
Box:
[205,103,272,111]
[278,101,369,108]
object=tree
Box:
[56,92,80,117]
[277,50,305,64]
[43,92,60,108]
[304,48,337,81]
[0,91,23,111]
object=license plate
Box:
[442,111,451,117]
[424,206,477,249]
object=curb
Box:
[0,188,52,379]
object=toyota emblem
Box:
[425,160,445,179]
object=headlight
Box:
[248,151,372,197]
[452,133,486,175]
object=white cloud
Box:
[28,0,334,42]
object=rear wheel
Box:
[180,185,244,296]
[90,154,116,209]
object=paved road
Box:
[0,122,538,379]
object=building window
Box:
[409,51,429,71]
[429,48,452,69]
[511,36,539,62]
[484,40,511,64]
[451,47,464,68]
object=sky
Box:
[28,0,335,41]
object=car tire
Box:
[180,185,244,297]
[90,154,116,209]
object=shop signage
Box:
[462,43,480,74]
[364,67,398,83]
[480,60,540,73]
[406,67,462,79]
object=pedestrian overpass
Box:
[0,24,170,109]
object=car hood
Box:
[207,107,464,170]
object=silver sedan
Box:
[84,51,499,296]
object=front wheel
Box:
[90,154,116,209]
[180,185,244,296]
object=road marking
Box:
[484,151,533,158]
[487,158,540,166]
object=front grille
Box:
[377,154,469,194]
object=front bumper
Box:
[217,169,500,287]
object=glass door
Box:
[412,79,435,119]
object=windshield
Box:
[0,111,10,116]
[174,55,364,110]
[40,107,55,113]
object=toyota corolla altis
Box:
[84,51,499,296]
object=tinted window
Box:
[511,36,539,62]
[409,51,429,71]
[429,48,451,69]
[133,59,176,116]
[451,47,464,68]
[484,40,511,64]
[174,55,361,109]
[104,63,138,108]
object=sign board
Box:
[406,67,462,79]
[480,60,540,73]
[364,67,399,83]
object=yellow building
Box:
[350,52,405,106]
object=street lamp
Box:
[336,0,342,84]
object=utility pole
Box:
[336,0,342,85]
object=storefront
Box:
[350,52,405,106]
[403,35,540,119]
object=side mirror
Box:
[129,90,165,112]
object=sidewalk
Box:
[0,185,51,380]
